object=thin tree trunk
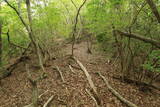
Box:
[71,0,87,56]
[145,0,160,23]
[0,3,2,66]
[26,0,45,73]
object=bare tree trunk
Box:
[0,22,2,66]
[0,3,2,66]
[145,0,160,23]
[71,0,87,56]
[26,0,45,73]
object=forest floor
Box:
[0,38,160,107]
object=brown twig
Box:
[43,95,54,107]
[54,66,65,83]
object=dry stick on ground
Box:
[97,72,138,107]
[43,95,54,107]
[55,66,65,83]
[38,90,49,99]
[72,56,101,105]
[69,65,75,73]
[71,0,87,56]
[53,66,69,95]
[85,89,99,107]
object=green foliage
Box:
[143,50,160,72]
[1,0,160,78]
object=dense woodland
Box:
[0,0,160,107]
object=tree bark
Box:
[115,30,160,48]
[0,2,2,66]
[145,0,160,23]
[71,0,87,56]
[26,0,45,73]
[0,19,2,66]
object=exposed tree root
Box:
[72,56,101,105]
[97,72,138,107]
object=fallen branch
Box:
[85,89,99,107]
[69,65,75,73]
[55,66,65,83]
[72,56,101,105]
[114,30,160,49]
[38,90,49,99]
[43,95,54,107]
[97,72,138,107]
[71,64,81,70]
[113,76,160,91]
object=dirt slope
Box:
[0,40,160,107]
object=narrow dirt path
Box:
[0,40,160,107]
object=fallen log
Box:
[97,72,138,107]
[72,56,101,105]
[114,30,160,49]
[113,76,160,91]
